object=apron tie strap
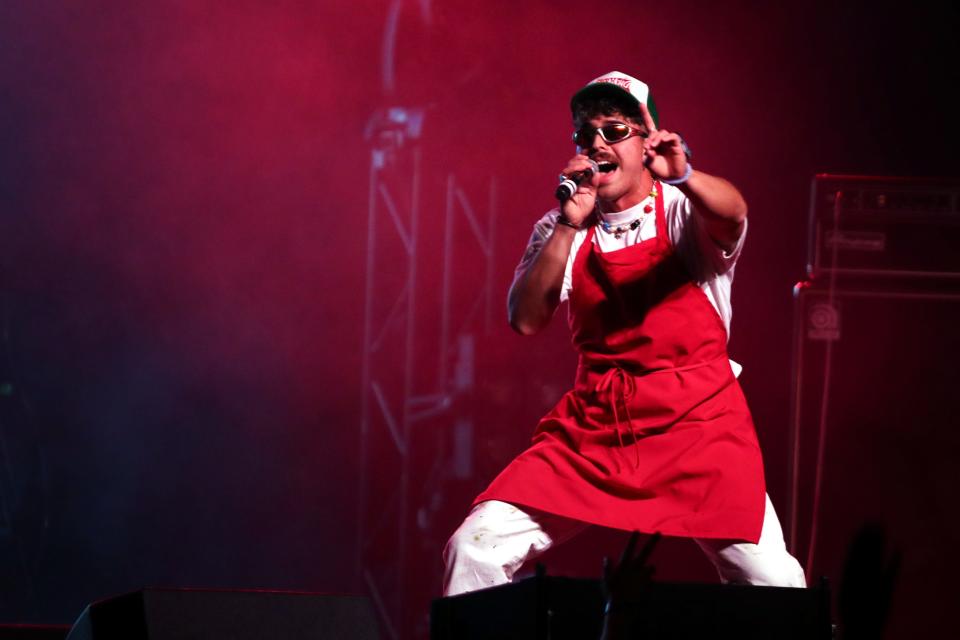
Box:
[595,366,641,469]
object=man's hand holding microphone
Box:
[554,155,599,229]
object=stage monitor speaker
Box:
[431,574,831,639]
[788,280,960,638]
[0,626,70,640]
[64,589,380,640]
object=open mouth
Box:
[597,161,618,173]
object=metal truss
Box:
[359,106,497,639]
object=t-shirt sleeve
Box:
[665,188,747,279]
[511,209,580,305]
[512,209,557,283]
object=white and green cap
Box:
[570,70,660,127]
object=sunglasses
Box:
[572,122,649,148]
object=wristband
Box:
[661,163,693,186]
[556,214,582,230]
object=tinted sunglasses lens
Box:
[599,124,631,142]
[573,128,594,147]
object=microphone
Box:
[555,159,599,201]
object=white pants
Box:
[442,494,806,596]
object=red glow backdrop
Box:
[0,0,958,636]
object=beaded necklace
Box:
[599,184,658,239]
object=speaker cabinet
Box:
[64,589,380,640]
[431,574,830,639]
[788,280,960,638]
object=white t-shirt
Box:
[513,181,746,339]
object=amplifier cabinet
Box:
[807,174,960,281]
[787,279,960,639]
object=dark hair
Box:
[572,95,643,127]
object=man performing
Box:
[442,71,805,595]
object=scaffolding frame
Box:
[358,107,497,639]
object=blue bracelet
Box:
[662,163,693,186]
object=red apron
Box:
[474,186,765,542]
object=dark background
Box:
[1,0,958,637]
